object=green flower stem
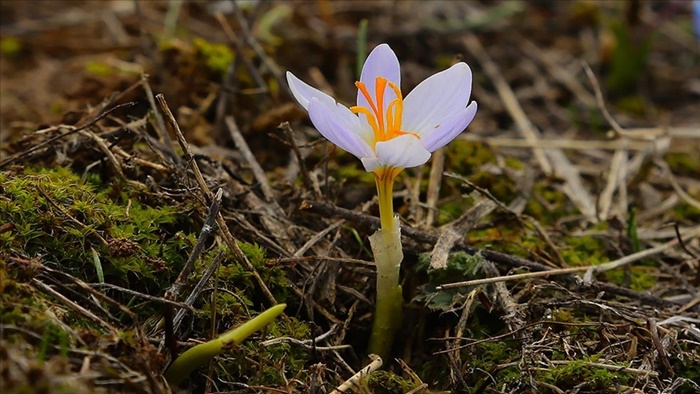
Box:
[164,303,286,386]
[367,169,404,359]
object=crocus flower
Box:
[286,43,477,359]
[286,43,477,176]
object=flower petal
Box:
[373,134,431,170]
[287,71,335,111]
[419,102,477,152]
[361,157,382,172]
[357,43,401,114]
[307,98,374,159]
[402,62,473,134]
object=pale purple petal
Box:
[402,63,473,135]
[287,71,374,145]
[361,157,381,172]
[287,71,335,111]
[308,98,374,159]
[374,134,431,169]
[420,102,478,152]
[357,43,400,116]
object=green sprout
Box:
[164,303,287,386]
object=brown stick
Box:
[299,200,686,308]
[156,94,278,306]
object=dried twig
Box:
[293,220,345,257]
[261,324,351,351]
[279,121,321,199]
[173,251,225,334]
[436,225,700,290]
[464,34,597,221]
[655,159,700,210]
[91,283,194,309]
[230,2,291,98]
[141,74,180,166]
[520,38,596,107]
[447,289,479,389]
[164,188,222,303]
[300,200,691,308]
[458,134,686,151]
[648,319,674,377]
[330,355,383,394]
[430,198,496,269]
[581,61,627,137]
[0,102,135,168]
[214,11,268,94]
[32,279,117,335]
[462,33,551,175]
[598,149,628,221]
[225,116,279,207]
[156,94,278,306]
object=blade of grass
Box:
[356,18,369,80]
[164,303,286,386]
[90,247,104,283]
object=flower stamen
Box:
[351,77,420,148]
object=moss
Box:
[471,350,521,391]
[603,266,658,291]
[436,195,470,225]
[0,166,202,333]
[559,235,609,266]
[550,309,576,323]
[665,152,700,178]
[2,165,310,390]
[210,316,310,387]
[178,241,302,388]
[194,243,287,317]
[0,37,22,58]
[1,167,196,288]
[469,171,517,204]
[335,161,375,184]
[47,325,72,359]
[537,359,632,391]
[418,356,452,388]
[673,203,700,223]
[0,279,51,336]
[84,61,113,77]
[205,242,290,305]
[365,370,422,393]
[468,222,550,262]
[443,141,513,203]
[436,141,517,225]
[504,156,524,170]
[671,339,700,393]
[524,181,572,223]
[445,140,496,173]
[193,37,234,75]
[420,340,521,391]
[614,96,647,116]
[472,341,518,370]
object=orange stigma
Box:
[351,77,419,147]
